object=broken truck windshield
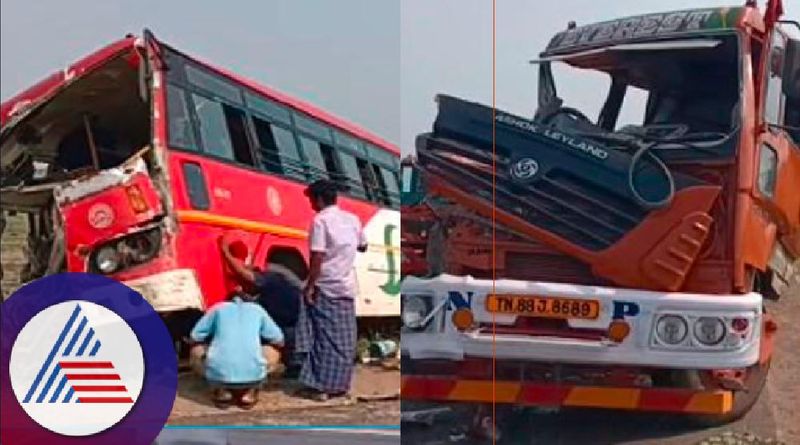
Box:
[534,34,741,141]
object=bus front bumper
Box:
[124,268,204,312]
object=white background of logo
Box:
[9,301,144,436]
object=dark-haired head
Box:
[304,179,340,211]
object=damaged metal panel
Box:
[768,242,800,297]
[53,152,149,205]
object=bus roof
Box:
[0,34,399,155]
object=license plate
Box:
[486,294,600,320]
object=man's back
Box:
[190,297,283,384]
[309,205,365,299]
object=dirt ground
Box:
[156,428,400,444]
[169,365,400,426]
[401,286,800,445]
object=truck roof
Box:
[542,6,755,57]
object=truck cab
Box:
[401,2,799,422]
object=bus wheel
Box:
[259,263,304,375]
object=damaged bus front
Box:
[2,30,403,347]
[0,32,203,321]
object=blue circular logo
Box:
[1,273,177,444]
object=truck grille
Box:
[419,137,647,251]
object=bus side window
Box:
[380,167,401,208]
[251,116,306,181]
[338,151,367,200]
[191,94,234,159]
[251,116,283,175]
[356,158,378,202]
[299,136,329,181]
[222,106,255,166]
[166,85,197,150]
[191,93,254,166]
[319,143,344,183]
[370,164,392,207]
[182,162,211,210]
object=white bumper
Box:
[124,269,204,313]
[402,275,763,370]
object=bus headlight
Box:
[693,317,726,346]
[402,294,431,330]
[95,246,121,273]
[90,227,162,274]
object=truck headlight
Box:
[95,246,121,273]
[693,317,726,346]
[654,314,688,345]
[402,294,431,330]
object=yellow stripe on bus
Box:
[177,210,308,239]
[176,210,401,251]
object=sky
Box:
[401,0,800,154]
[0,0,400,145]
[2,1,798,156]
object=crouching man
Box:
[189,285,284,409]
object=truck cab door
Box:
[756,27,800,258]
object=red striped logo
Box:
[59,361,133,403]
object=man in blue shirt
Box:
[215,233,303,378]
[190,278,284,409]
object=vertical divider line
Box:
[491,0,497,443]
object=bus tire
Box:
[259,262,304,374]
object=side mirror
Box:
[782,38,799,100]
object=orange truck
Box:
[401,0,799,424]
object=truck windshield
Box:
[534,34,740,141]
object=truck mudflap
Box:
[401,275,763,370]
[400,376,733,415]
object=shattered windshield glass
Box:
[534,34,741,143]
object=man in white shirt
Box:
[296,179,367,401]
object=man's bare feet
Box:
[237,388,259,410]
[212,388,233,409]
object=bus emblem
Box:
[87,203,114,229]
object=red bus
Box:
[0,31,401,338]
